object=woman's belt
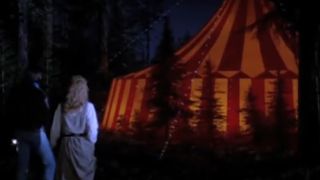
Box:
[62,133,86,137]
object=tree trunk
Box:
[99,0,109,74]
[146,29,150,65]
[44,0,53,88]
[145,0,150,65]
[298,8,320,164]
[18,0,29,69]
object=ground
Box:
[1,132,320,180]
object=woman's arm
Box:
[86,102,99,143]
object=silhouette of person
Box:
[13,65,56,180]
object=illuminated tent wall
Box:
[101,0,298,139]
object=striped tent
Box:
[101,0,298,138]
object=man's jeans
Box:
[16,128,56,180]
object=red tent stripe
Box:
[124,79,138,129]
[255,0,286,70]
[139,79,151,122]
[218,0,247,70]
[111,79,127,129]
[278,28,298,56]
[227,78,240,137]
[101,79,117,128]
[105,79,119,128]
[183,0,235,71]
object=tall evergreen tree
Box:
[269,76,296,154]
[176,31,191,50]
[43,0,53,88]
[18,0,29,69]
[0,0,19,115]
[197,61,223,147]
[298,3,320,164]
[267,0,320,162]
[148,16,194,147]
[135,0,164,64]
[242,87,267,151]
[0,0,19,156]
[97,0,109,79]
[0,28,18,105]
[107,0,136,76]
[107,0,164,75]
[146,17,194,154]
[149,16,177,127]
[153,17,175,64]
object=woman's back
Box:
[61,104,87,136]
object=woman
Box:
[50,75,98,180]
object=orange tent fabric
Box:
[101,0,298,138]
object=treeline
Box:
[0,0,178,113]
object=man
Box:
[12,65,56,180]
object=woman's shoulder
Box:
[86,102,96,110]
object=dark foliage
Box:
[269,76,297,154]
[153,17,175,64]
[107,0,164,75]
[242,87,268,151]
[147,17,179,127]
[267,0,320,164]
[94,134,320,180]
[269,0,299,32]
[196,61,223,147]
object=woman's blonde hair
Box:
[64,75,88,111]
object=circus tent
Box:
[101,0,298,139]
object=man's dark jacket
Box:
[8,77,50,131]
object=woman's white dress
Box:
[50,102,98,180]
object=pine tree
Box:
[269,76,296,154]
[107,0,164,75]
[242,87,267,151]
[197,61,223,147]
[43,0,53,88]
[0,11,19,152]
[129,0,164,65]
[153,17,175,64]
[148,16,177,127]
[97,0,110,81]
[148,17,193,143]
[0,1,19,112]
[297,2,320,163]
[18,0,29,69]
[176,31,192,49]
[265,0,320,161]
[107,0,133,75]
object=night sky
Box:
[165,0,223,39]
[149,0,223,57]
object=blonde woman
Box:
[50,75,98,180]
